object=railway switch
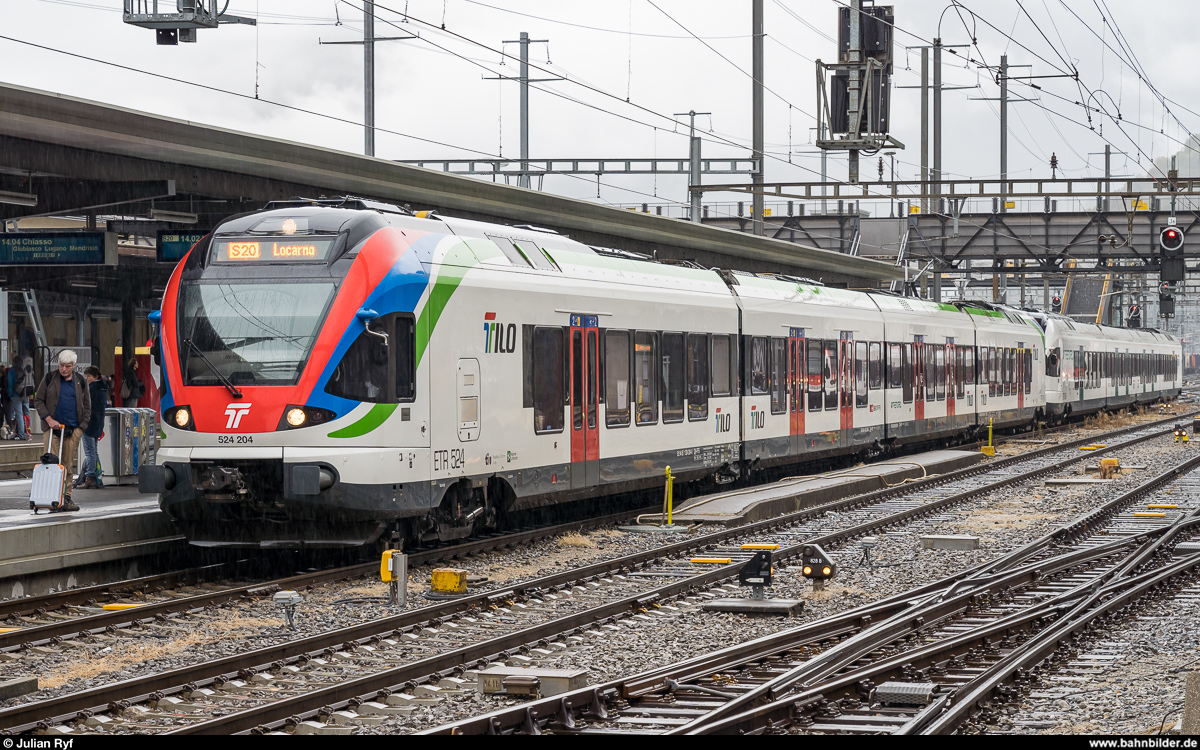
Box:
[801,544,838,591]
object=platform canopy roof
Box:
[0,82,902,288]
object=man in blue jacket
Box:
[77,366,108,489]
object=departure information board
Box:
[212,238,335,263]
[0,232,115,265]
[157,231,208,263]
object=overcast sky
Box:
[4,0,1199,214]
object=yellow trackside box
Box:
[431,568,468,594]
[381,550,398,582]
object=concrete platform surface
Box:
[672,449,985,526]
[0,478,183,598]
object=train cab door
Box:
[569,315,600,489]
[789,329,805,452]
[839,332,854,433]
[913,336,925,424]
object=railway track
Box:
[0,413,1186,736]
[2,411,1177,655]
[421,449,1200,735]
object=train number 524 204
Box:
[218,435,254,444]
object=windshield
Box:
[178,282,337,386]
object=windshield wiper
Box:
[183,338,245,399]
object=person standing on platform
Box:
[76,365,107,490]
[122,355,143,408]
[32,350,91,512]
[8,354,30,441]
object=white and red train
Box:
[139,201,1182,548]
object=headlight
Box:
[164,406,195,431]
[286,407,307,427]
[277,405,337,431]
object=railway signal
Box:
[800,544,838,591]
[1160,226,1186,255]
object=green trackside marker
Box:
[330,237,486,439]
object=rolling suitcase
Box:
[30,428,68,514]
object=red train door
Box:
[914,336,925,423]
[840,332,854,432]
[789,329,805,443]
[569,315,600,489]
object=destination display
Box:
[157,231,208,263]
[0,232,116,265]
[213,238,335,263]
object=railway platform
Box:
[670,449,986,526]
[0,479,181,599]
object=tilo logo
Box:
[224,403,251,429]
[483,312,517,353]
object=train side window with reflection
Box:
[868,342,882,391]
[604,330,631,427]
[771,338,787,414]
[925,346,936,401]
[711,335,733,397]
[486,235,532,268]
[887,343,901,389]
[661,333,685,424]
[901,343,913,403]
[326,312,414,404]
[824,340,839,410]
[1025,349,1033,393]
[935,345,945,401]
[751,337,770,395]
[964,345,974,386]
[635,331,659,425]
[854,341,868,407]
[532,326,565,433]
[687,333,710,421]
[807,339,824,412]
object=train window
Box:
[925,345,936,402]
[749,337,769,396]
[824,341,839,410]
[572,331,584,430]
[712,335,733,397]
[604,330,631,427]
[956,348,966,400]
[1046,347,1059,377]
[887,343,902,389]
[486,235,533,268]
[635,331,659,425]
[964,346,974,387]
[326,313,407,404]
[987,347,996,398]
[868,342,882,390]
[662,333,685,424]
[688,333,710,421]
[771,338,788,414]
[514,240,558,271]
[533,326,565,433]
[587,331,599,428]
[791,340,804,414]
[901,343,913,403]
[1007,348,1015,396]
[807,339,824,412]
[854,341,868,407]
[395,315,416,402]
[931,345,940,400]
[1025,349,1033,394]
